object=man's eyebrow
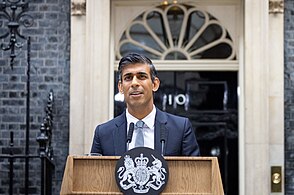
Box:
[137,72,148,75]
[123,72,148,76]
[123,72,133,77]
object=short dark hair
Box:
[118,53,158,82]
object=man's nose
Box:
[131,76,140,86]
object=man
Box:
[90,53,200,156]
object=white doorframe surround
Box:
[70,0,111,155]
[244,1,270,194]
[268,0,284,195]
[69,0,285,194]
[70,0,86,155]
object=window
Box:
[116,4,236,60]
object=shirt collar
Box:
[126,105,156,129]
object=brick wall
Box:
[0,0,70,194]
[285,0,294,194]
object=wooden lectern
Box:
[60,156,224,195]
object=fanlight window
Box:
[117,4,236,60]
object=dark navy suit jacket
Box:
[90,108,200,156]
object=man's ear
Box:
[152,77,160,92]
[118,81,123,93]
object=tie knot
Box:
[136,120,144,128]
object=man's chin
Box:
[128,101,146,109]
[129,102,143,108]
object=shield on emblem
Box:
[115,147,169,195]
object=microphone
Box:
[126,122,134,151]
[160,124,166,156]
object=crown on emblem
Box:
[135,153,149,167]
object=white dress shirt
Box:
[126,105,156,150]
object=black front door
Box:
[114,71,239,195]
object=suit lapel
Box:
[113,112,127,156]
[154,109,168,155]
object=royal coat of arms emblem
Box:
[115,147,169,195]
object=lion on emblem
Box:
[117,155,136,189]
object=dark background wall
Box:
[0,0,70,194]
[0,0,293,194]
[285,0,294,194]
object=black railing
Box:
[0,90,55,195]
[37,90,55,195]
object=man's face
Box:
[118,63,160,111]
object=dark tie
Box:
[135,120,144,147]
